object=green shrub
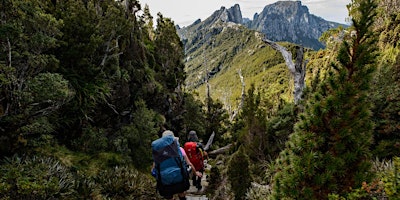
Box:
[111,100,160,170]
[73,172,100,199]
[328,180,385,200]
[207,163,222,197]
[246,183,272,200]
[228,147,252,200]
[0,155,75,199]
[95,166,161,199]
[71,125,108,153]
[382,157,400,199]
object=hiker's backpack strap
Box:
[156,163,162,184]
[174,157,190,191]
[198,148,204,162]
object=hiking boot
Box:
[197,184,202,191]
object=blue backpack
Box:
[152,135,190,196]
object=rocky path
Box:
[185,162,211,200]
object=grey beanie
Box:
[162,130,174,137]
[188,130,198,142]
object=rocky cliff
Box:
[247,1,343,49]
[177,4,244,54]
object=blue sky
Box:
[138,0,351,27]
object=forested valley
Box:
[0,0,399,199]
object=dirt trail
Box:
[185,162,211,200]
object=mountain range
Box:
[177,1,346,51]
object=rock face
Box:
[247,1,342,49]
[177,4,244,54]
[177,1,346,50]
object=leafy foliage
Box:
[181,92,206,138]
[204,97,230,147]
[232,83,295,162]
[0,0,67,156]
[111,100,161,170]
[370,52,400,159]
[228,146,251,200]
[381,157,400,198]
[369,0,400,159]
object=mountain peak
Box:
[263,1,308,16]
[249,0,343,49]
[207,4,243,25]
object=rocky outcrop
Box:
[247,1,343,49]
[177,4,243,54]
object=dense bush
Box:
[95,166,161,200]
[0,155,167,199]
[228,147,252,200]
[207,161,222,197]
[111,100,161,170]
[381,157,400,199]
[245,183,272,200]
[0,155,75,199]
[71,125,108,153]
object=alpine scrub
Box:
[271,0,379,199]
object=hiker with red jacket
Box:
[184,130,207,191]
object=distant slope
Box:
[182,22,294,112]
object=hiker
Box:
[184,130,207,191]
[177,138,203,180]
[151,130,201,200]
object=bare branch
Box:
[7,37,11,67]
[101,34,122,67]
[262,37,295,74]
[204,131,215,151]
[105,100,119,115]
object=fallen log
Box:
[208,144,233,157]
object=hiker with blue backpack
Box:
[151,130,202,200]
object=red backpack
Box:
[184,142,204,171]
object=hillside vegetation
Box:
[184,23,299,113]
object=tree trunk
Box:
[208,144,233,157]
[261,37,307,104]
[230,69,245,120]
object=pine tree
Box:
[228,146,251,200]
[271,0,378,199]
